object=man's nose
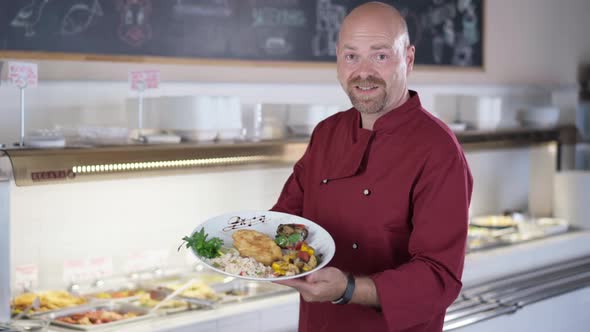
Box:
[354,58,376,80]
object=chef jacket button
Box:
[352,243,359,249]
[322,179,329,184]
[363,189,371,196]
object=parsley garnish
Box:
[178,227,224,259]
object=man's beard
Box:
[346,75,388,114]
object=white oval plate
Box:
[189,210,335,281]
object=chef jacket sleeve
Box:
[270,126,317,216]
[370,140,473,331]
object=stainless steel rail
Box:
[460,256,590,299]
[444,256,590,331]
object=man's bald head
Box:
[335,1,416,120]
[338,2,410,50]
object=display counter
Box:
[0,125,586,331]
[15,230,590,332]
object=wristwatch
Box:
[331,273,355,305]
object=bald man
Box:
[272,2,473,331]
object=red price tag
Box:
[63,259,91,283]
[88,256,113,278]
[124,251,149,273]
[15,264,38,290]
[8,62,38,88]
[129,69,160,91]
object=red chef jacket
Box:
[272,91,473,332]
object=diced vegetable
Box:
[297,251,310,262]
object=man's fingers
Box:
[274,279,315,294]
[274,278,307,289]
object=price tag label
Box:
[124,251,150,273]
[15,264,39,291]
[7,61,38,88]
[124,249,169,273]
[128,69,160,91]
[63,259,91,283]
[88,256,113,279]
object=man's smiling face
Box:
[336,5,413,115]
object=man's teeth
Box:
[357,86,376,91]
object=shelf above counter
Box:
[457,125,577,149]
[0,126,577,186]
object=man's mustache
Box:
[348,75,386,87]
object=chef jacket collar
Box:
[354,90,422,133]
[322,91,421,182]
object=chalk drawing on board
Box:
[421,3,456,30]
[312,0,346,57]
[173,0,232,17]
[61,0,104,35]
[252,7,306,28]
[452,37,473,66]
[117,0,152,47]
[442,19,455,46]
[422,1,480,66]
[457,0,473,13]
[461,4,479,45]
[263,36,292,56]
[400,9,423,46]
[10,0,51,37]
[432,35,444,64]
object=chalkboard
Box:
[0,0,484,67]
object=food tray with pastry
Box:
[179,210,335,281]
[39,301,153,331]
[11,290,88,317]
[82,287,146,302]
[129,290,190,315]
[470,215,518,229]
[130,278,221,314]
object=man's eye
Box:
[376,54,387,61]
[345,54,356,61]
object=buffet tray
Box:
[38,301,153,331]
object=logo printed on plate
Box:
[222,215,267,232]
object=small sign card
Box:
[15,264,39,291]
[8,61,38,88]
[124,249,169,273]
[63,258,91,283]
[124,251,150,273]
[128,69,160,91]
[88,256,114,279]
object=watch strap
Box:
[331,273,355,305]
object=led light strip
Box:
[72,155,279,174]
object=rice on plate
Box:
[209,249,274,278]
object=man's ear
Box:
[406,45,416,74]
